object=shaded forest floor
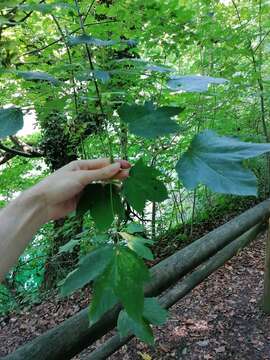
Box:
[1,198,270,359]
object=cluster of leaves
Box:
[2,47,270,349]
[60,243,166,343]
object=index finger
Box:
[68,158,111,171]
[67,158,131,171]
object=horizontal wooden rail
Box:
[4,199,270,360]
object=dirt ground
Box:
[1,231,270,360]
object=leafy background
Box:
[1,0,270,345]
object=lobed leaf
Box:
[60,245,114,296]
[143,298,168,325]
[117,298,167,344]
[118,101,182,139]
[89,260,118,324]
[77,183,124,231]
[123,159,168,213]
[89,246,150,324]
[114,246,150,322]
[176,130,270,195]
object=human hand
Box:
[30,158,131,221]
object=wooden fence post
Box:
[261,219,270,313]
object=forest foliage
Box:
[1,0,270,344]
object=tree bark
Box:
[4,199,270,360]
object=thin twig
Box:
[51,15,79,113]
[83,0,96,22]
[74,0,113,160]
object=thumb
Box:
[77,162,121,185]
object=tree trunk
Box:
[4,199,270,360]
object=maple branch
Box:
[22,20,117,56]
[6,0,26,16]
[254,28,270,53]
[0,142,43,159]
[51,15,79,113]
[2,0,46,29]
[83,0,96,22]
[0,152,15,166]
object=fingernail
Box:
[111,162,121,170]
[115,159,131,169]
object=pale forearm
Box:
[0,190,47,281]
[0,158,129,281]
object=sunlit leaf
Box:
[119,232,154,260]
[168,75,228,92]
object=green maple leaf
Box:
[60,245,114,296]
[118,101,183,139]
[89,260,118,324]
[117,297,167,345]
[89,246,150,324]
[176,130,270,195]
[117,310,154,345]
[77,183,124,231]
[123,159,168,213]
[119,232,154,260]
